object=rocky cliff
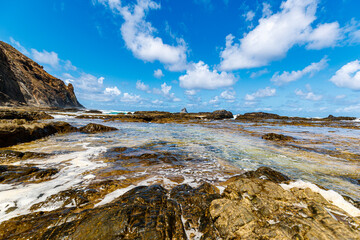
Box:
[0,41,83,108]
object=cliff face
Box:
[0,41,83,108]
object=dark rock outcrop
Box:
[0,41,83,108]
[79,123,118,134]
[0,121,78,147]
[262,133,294,141]
[0,165,58,183]
[208,110,233,120]
[0,109,53,120]
[0,168,359,239]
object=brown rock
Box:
[0,41,83,108]
[79,123,118,134]
[262,132,294,141]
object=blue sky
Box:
[1,0,360,116]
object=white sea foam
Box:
[0,144,106,223]
[280,180,360,217]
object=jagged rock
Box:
[0,165,58,183]
[325,115,356,121]
[79,123,118,134]
[180,108,188,113]
[262,132,294,141]
[230,166,291,183]
[0,121,78,147]
[0,41,83,108]
[210,176,360,240]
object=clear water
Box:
[0,113,359,223]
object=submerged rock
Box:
[262,132,294,141]
[0,165,58,183]
[79,123,118,134]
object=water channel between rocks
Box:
[0,113,359,223]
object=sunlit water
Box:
[0,113,359,222]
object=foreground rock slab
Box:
[0,167,359,240]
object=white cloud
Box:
[330,60,360,90]
[185,90,197,96]
[152,99,163,104]
[335,94,346,99]
[306,22,341,49]
[153,82,180,102]
[31,49,60,68]
[104,86,121,96]
[271,57,328,85]
[295,88,322,101]
[245,87,276,101]
[136,80,150,92]
[219,0,341,70]
[209,96,219,105]
[179,61,237,89]
[250,68,269,78]
[64,60,77,71]
[154,69,164,78]
[122,92,141,102]
[9,37,29,55]
[99,0,187,71]
[244,10,255,21]
[64,73,104,93]
[220,90,236,100]
[262,2,272,18]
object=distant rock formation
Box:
[0,41,83,108]
[180,107,188,113]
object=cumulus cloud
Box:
[31,49,60,68]
[220,90,236,101]
[295,88,322,101]
[245,87,276,101]
[136,80,150,92]
[9,37,29,55]
[220,0,342,70]
[330,60,360,90]
[271,57,328,85]
[64,73,105,93]
[153,82,181,102]
[98,0,187,71]
[154,69,164,78]
[104,86,121,96]
[122,92,141,102]
[179,61,237,89]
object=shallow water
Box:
[0,113,359,222]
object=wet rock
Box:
[231,166,290,183]
[0,109,53,120]
[0,165,58,183]
[170,183,221,239]
[79,123,118,134]
[208,110,233,120]
[0,150,52,163]
[210,175,360,240]
[85,109,102,114]
[180,108,188,113]
[262,132,294,141]
[324,115,356,121]
[0,121,78,147]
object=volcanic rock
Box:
[0,41,83,108]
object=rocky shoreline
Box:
[0,108,359,239]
